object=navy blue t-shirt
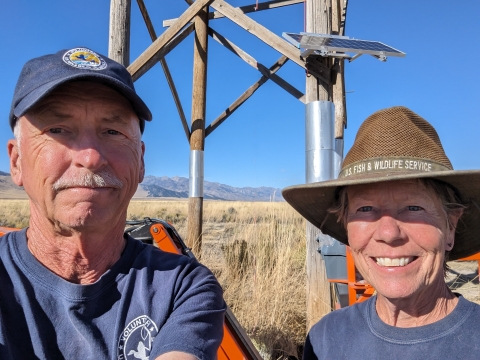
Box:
[0,229,225,360]
[304,295,480,359]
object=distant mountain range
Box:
[0,172,283,201]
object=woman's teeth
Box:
[375,257,413,267]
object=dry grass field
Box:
[1,199,479,359]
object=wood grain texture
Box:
[209,28,305,103]
[210,0,304,68]
[163,0,303,27]
[128,0,213,80]
[305,0,333,331]
[109,0,131,65]
[187,6,209,257]
[205,56,289,137]
[136,0,190,141]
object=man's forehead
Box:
[48,80,132,103]
[31,81,136,113]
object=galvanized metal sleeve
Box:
[305,101,335,183]
[189,150,204,197]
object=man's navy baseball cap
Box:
[9,47,152,133]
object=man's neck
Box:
[26,216,127,285]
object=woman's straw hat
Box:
[282,106,480,260]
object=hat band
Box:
[339,157,452,179]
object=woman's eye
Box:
[408,206,423,211]
[48,128,63,134]
[358,206,373,212]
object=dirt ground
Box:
[446,260,480,303]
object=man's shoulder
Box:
[0,228,24,251]
[127,239,217,284]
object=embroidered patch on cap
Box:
[62,48,107,70]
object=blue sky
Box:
[1,1,479,189]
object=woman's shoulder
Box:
[309,298,372,336]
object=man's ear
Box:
[7,139,23,186]
[138,141,145,183]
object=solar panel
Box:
[283,32,406,61]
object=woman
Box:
[283,106,480,359]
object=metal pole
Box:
[187,5,209,258]
[108,0,131,65]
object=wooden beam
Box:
[205,55,289,137]
[209,0,305,68]
[305,0,333,332]
[163,0,303,27]
[128,0,214,80]
[332,0,348,138]
[109,0,131,65]
[209,28,305,102]
[187,6,209,258]
[136,0,190,141]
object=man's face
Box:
[8,81,145,232]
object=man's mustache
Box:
[52,171,123,191]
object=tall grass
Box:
[0,199,30,228]
[215,204,306,359]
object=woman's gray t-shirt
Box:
[304,294,480,359]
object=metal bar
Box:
[136,0,191,141]
[164,0,304,27]
[189,150,204,197]
[208,28,305,102]
[128,0,214,80]
[305,101,335,183]
[205,55,289,137]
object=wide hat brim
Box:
[282,169,480,260]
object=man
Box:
[2,47,225,359]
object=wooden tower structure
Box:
[109,0,348,329]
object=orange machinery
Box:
[326,246,375,308]
[0,221,262,360]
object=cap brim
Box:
[12,72,152,128]
[282,169,480,260]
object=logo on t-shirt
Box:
[118,315,159,360]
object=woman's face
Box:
[346,180,457,302]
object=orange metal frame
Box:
[458,253,480,278]
[327,246,374,307]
